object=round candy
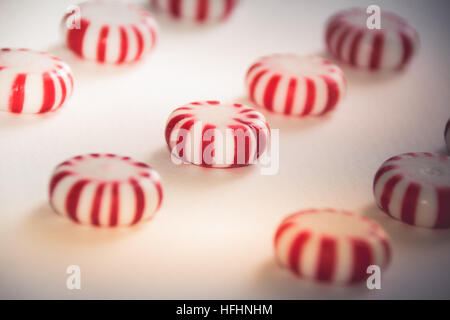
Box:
[325,8,419,71]
[165,101,270,168]
[0,48,73,114]
[150,0,238,23]
[445,119,450,152]
[63,0,158,64]
[49,154,163,227]
[274,209,391,285]
[245,54,346,117]
[374,153,450,228]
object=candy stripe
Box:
[109,183,120,227]
[132,25,144,61]
[169,0,182,19]
[97,26,109,63]
[284,78,297,115]
[201,124,216,166]
[316,237,337,282]
[67,18,90,57]
[117,27,128,63]
[288,232,311,276]
[49,171,73,198]
[56,74,67,109]
[369,33,384,71]
[130,179,146,225]
[165,114,194,145]
[399,31,413,68]
[177,119,196,159]
[9,73,27,113]
[39,72,56,113]
[380,175,403,215]
[350,239,373,283]
[320,76,340,115]
[263,75,281,111]
[400,182,420,225]
[197,0,209,22]
[66,180,89,223]
[435,187,450,228]
[223,0,236,19]
[300,78,316,116]
[249,70,267,102]
[90,183,105,226]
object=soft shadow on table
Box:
[252,258,371,300]
[315,51,404,86]
[233,95,332,132]
[148,146,257,190]
[20,203,146,250]
[0,110,61,131]
[363,204,450,248]
[46,44,145,79]
[435,146,449,156]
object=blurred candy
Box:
[325,8,419,71]
[63,0,158,64]
[0,48,73,114]
[245,54,346,117]
[274,209,391,285]
[49,154,163,227]
[165,101,270,168]
[150,0,238,23]
[373,153,450,228]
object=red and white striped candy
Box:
[150,0,238,23]
[165,101,270,168]
[325,8,419,71]
[445,119,450,152]
[49,154,163,227]
[0,48,73,114]
[245,54,346,117]
[274,209,391,285]
[373,153,450,229]
[63,1,158,64]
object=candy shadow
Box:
[363,204,450,248]
[435,146,449,156]
[19,203,147,250]
[252,258,373,299]
[0,108,63,131]
[233,95,332,132]
[46,44,145,79]
[148,146,257,191]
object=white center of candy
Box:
[190,103,242,128]
[265,55,334,78]
[290,211,375,238]
[397,156,450,187]
[74,157,139,181]
[80,1,143,25]
[0,50,56,73]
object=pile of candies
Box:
[0,0,449,286]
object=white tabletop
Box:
[0,0,449,299]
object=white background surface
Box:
[0,0,449,299]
